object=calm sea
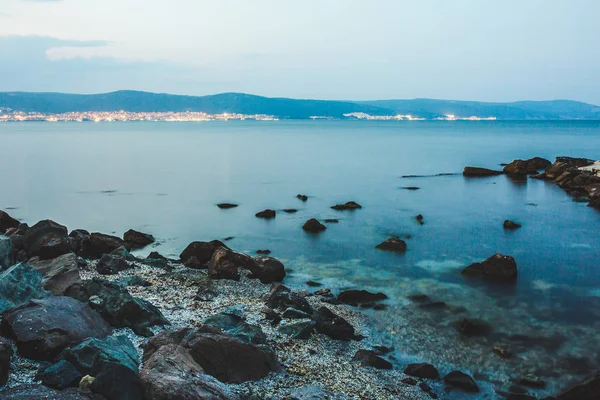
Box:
[2,120,600,397]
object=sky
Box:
[0,0,599,103]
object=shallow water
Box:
[2,120,600,397]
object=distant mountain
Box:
[1,91,599,120]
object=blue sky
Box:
[0,0,599,103]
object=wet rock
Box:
[255,209,276,219]
[556,371,600,400]
[249,256,286,284]
[402,377,417,385]
[208,247,256,281]
[204,310,267,345]
[296,194,308,202]
[456,318,492,337]
[256,249,271,255]
[0,384,92,399]
[148,251,167,261]
[0,235,14,270]
[67,278,168,336]
[117,275,151,287]
[353,349,392,369]
[217,203,238,209]
[35,360,82,390]
[504,157,552,175]
[0,337,13,386]
[404,363,440,379]
[123,229,155,249]
[462,253,518,282]
[324,219,339,223]
[1,296,111,360]
[0,263,48,313]
[306,280,322,287]
[79,232,126,259]
[90,362,145,400]
[337,290,388,306]
[142,326,282,384]
[23,220,71,260]
[0,210,20,234]
[331,201,362,211]
[28,253,81,295]
[401,186,420,190]
[504,220,522,229]
[375,237,407,253]
[60,335,140,374]
[67,229,90,254]
[419,382,437,398]
[463,166,504,177]
[312,306,358,341]
[180,240,227,268]
[416,214,424,224]
[278,320,315,339]
[96,253,133,275]
[444,370,479,393]
[266,283,312,315]
[302,218,326,233]
[282,308,312,319]
[262,307,282,326]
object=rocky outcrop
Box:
[503,220,522,230]
[28,253,82,296]
[0,210,20,234]
[404,363,440,379]
[23,220,71,260]
[0,296,111,360]
[353,349,392,370]
[95,253,133,275]
[463,167,503,177]
[179,240,226,268]
[302,218,327,233]
[0,337,13,386]
[337,290,388,306]
[249,256,286,284]
[123,229,155,249]
[331,201,362,211]
[0,263,48,313]
[255,209,276,219]
[375,238,407,253]
[503,157,551,175]
[462,254,518,282]
[556,371,600,400]
[312,306,358,341]
[0,235,14,270]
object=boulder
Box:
[337,290,388,306]
[67,278,168,337]
[277,320,315,339]
[503,220,522,230]
[96,253,133,275]
[60,335,140,375]
[0,263,48,313]
[0,296,111,360]
[302,218,326,233]
[180,240,226,268]
[312,306,357,341]
[249,256,286,284]
[463,167,504,177]
[142,326,281,384]
[255,209,276,219]
[0,337,13,386]
[0,384,92,399]
[331,201,362,211]
[28,253,82,295]
[204,310,267,345]
[35,360,82,390]
[140,343,235,400]
[282,308,312,319]
[375,237,407,253]
[266,283,313,314]
[208,247,257,281]
[353,349,392,370]
[0,235,14,270]
[123,229,155,249]
[68,229,90,254]
[217,203,238,209]
[90,362,146,400]
[23,220,71,260]
[462,253,518,282]
[444,370,479,393]
[503,158,551,175]
[404,363,440,379]
[0,211,20,234]
[556,371,600,400]
[79,232,126,259]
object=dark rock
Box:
[0,384,92,399]
[0,263,48,313]
[375,237,407,253]
[255,209,276,219]
[462,253,518,282]
[556,371,600,400]
[419,382,434,394]
[401,186,420,190]
[68,229,89,254]
[519,374,546,389]
[278,320,315,339]
[504,157,552,175]
[217,203,238,209]
[373,345,393,354]
[282,308,312,319]
[0,337,13,386]
[416,214,424,224]
[96,253,133,275]
[353,349,392,369]
[142,326,282,384]
[195,285,219,301]
[302,218,326,233]
[147,251,167,261]
[331,201,362,211]
[296,194,308,202]
[262,307,282,326]
[80,232,126,259]
[0,235,14,270]
[208,247,255,281]
[504,220,522,229]
[60,335,139,374]
[204,311,267,345]
[90,362,146,400]
[123,229,155,249]
[256,249,271,255]
[324,219,339,223]
[249,256,286,284]
[312,306,357,341]
[444,370,479,392]
[35,360,82,390]
[110,246,138,262]
[67,278,168,336]
[418,301,447,310]
[0,210,20,234]
[314,288,332,297]
[407,293,431,302]
[266,283,312,314]
[404,363,440,379]
[180,240,226,268]
[282,209,298,213]
[402,377,417,385]
[28,253,82,295]
[23,220,71,260]
[117,276,151,287]
[1,296,111,360]
[306,280,322,287]
[456,318,492,337]
[463,167,504,177]
[337,290,388,306]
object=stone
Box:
[0,337,13,386]
[28,253,81,295]
[416,214,424,225]
[123,229,155,248]
[262,307,282,326]
[1,296,111,360]
[282,308,312,319]
[249,256,286,284]
[68,229,90,254]
[302,218,326,233]
[331,201,362,210]
[195,286,219,302]
[266,283,313,314]
[67,278,168,337]
[462,253,518,282]
[0,235,14,270]
[180,240,226,268]
[35,360,82,390]
[504,220,522,229]
[208,247,258,281]
[402,377,417,385]
[337,290,388,306]
[117,276,151,287]
[282,209,298,213]
[463,167,504,177]
[90,362,146,400]
[353,349,392,369]
[96,253,133,275]
[0,263,48,313]
[444,370,479,393]
[503,157,552,175]
[0,211,20,234]
[256,249,271,255]
[217,203,238,209]
[456,318,492,337]
[60,335,140,374]
[375,237,407,253]
[79,232,126,259]
[23,220,71,260]
[556,371,600,400]
[204,311,267,344]
[0,384,92,399]
[255,209,276,219]
[277,320,315,339]
[296,194,308,202]
[404,363,440,379]
[312,306,357,341]
[306,280,322,287]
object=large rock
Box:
[404,363,440,379]
[337,290,388,306]
[208,247,257,281]
[90,362,146,400]
[123,229,155,249]
[79,232,126,259]
[375,237,407,253]
[23,220,71,260]
[204,310,267,345]
[503,157,551,175]
[0,296,111,360]
[35,359,82,390]
[331,201,362,211]
[302,218,326,233]
[60,335,140,375]
[248,256,286,284]
[67,278,168,337]
[557,371,600,400]
[463,167,504,177]
[28,253,82,295]
[266,283,313,315]
[142,326,281,384]
[0,263,48,313]
[96,253,133,275]
[0,337,13,386]
[353,349,392,370]
[0,210,20,234]
[140,343,235,400]
[444,370,479,393]
[0,384,92,399]
[312,306,358,341]
[462,253,518,282]
[255,209,276,219]
[0,235,14,270]
[179,240,226,268]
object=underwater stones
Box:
[455,318,492,337]
[23,219,71,260]
[353,349,392,370]
[463,166,504,177]
[404,363,440,379]
[296,194,308,202]
[556,371,600,400]
[302,218,326,233]
[504,220,522,229]
[28,253,81,296]
[249,256,286,284]
[0,235,14,270]
[503,157,552,175]
[0,210,20,234]
[180,240,226,268]
[0,263,48,313]
[462,253,518,283]
[331,201,362,211]
[217,203,238,209]
[255,209,276,219]
[444,370,479,393]
[337,290,388,306]
[0,337,13,386]
[375,237,407,253]
[123,229,155,249]
[306,280,322,287]
[96,253,133,275]
[312,306,358,341]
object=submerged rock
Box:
[302,218,327,233]
[28,253,81,296]
[296,194,308,202]
[404,363,440,379]
[217,203,238,209]
[123,229,155,249]
[255,209,276,219]
[462,253,518,282]
[456,318,492,337]
[282,209,298,213]
[0,235,14,270]
[375,237,407,253]
[504,220,522,230]
[0,210,20,234]
[337,290,388,306]
[23,219,71,260]
[353,349,392,370]
[331,201,362,211]
[0,263,48,313]
[0,337,13,386]
[444,370,479,393]
[256,249,271,255]
[463,166,504,177]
